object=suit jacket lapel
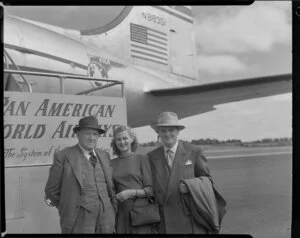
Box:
[165,141,187,203]
[66,144,83,189]
[152,146,170,191]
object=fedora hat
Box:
[151,112,185,132]
[73,116,105,134]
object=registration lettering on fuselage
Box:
[141,12,166,26]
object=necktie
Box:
[166,149,174,168]
[89,151,97,167]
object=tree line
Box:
[140,137,292,147]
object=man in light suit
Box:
[147,112,212,234]
[45,116,116,233]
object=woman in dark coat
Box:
[110,125,155,234]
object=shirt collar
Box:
[164,140,178,155]
[78,143,95,160]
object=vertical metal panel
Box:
[5,172,24,220]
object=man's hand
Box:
[179,182,189,194]
[116,189,136,202]
[44,197,56,207]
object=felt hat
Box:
[151,112,185,132]
[73,116,105,134]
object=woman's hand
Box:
[116,189,136,202]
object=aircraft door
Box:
[169,17,197,79]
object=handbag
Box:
[130,197,161,227]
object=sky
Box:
[4,2,292,142]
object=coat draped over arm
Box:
[180,177,227,234]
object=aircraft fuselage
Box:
[4,15,198,127]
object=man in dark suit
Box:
[147,112,212,234]
[45,116,116,233]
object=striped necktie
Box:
[89,151,97,167]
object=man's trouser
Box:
[71,200,115,233]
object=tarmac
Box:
[4,146,292,237]
[206,148,292,238]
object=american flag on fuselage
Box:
[130,23,168,66]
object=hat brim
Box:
[151,124,185,132]
[73,126,105,135]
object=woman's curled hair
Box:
[110,125,138,156]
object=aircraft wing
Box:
[146,74,292,119]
